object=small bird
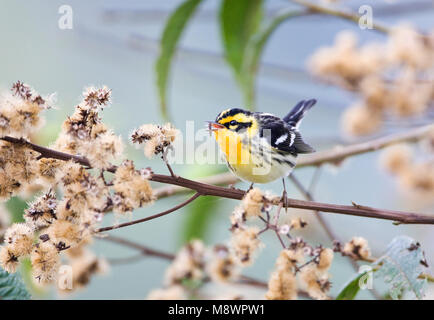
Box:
[208,99,317,201]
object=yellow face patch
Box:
[216,113,258,138]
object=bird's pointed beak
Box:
[205,121,225,131]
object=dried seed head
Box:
[207,245,239,283]
[0,245,20,273]
[265,268,297,300]
[130,123,179,158]
[343,237,371,260]
[164,240,206,285]
[31,242,60,284]
[3,223,34,256]
[112,160,154,213]
[24,191,57,230]
[316,248,334,271]
[230,227,262,266]
[242,188,264,219]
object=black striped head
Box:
[214,108,256,134]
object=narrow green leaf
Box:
[155,0,203,120]
[0,267,31,300]
[336,271,369,300]
[219,0,263,107]
[374,236,428,300]
[242,9,305,106]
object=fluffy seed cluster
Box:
[31,242,60,283]
[63,249,108,290]
[0,142,39,200]
[289,217,308,230]
[241,188,265,219]
[130,123,179,159]
[230,189,272,229]
[230,227,262,266]
[265,249,301,300]
[266,241,334,300]
[54,86,123,169]
[381,144,434,199]
[112,160,154,213]
[0,223,34,272]
[164,240,206,285]
[0,82,160,290]
[151,241,242,298]
[309,27,434,136]
[299,247,333,300]
[340,237,371,260]
[207,245,239,283]
[0,81,52,138]
[0,185,103,283]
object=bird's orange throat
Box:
[214,129,243,164]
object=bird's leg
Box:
[281,178,288,213]
[246,182,254,193]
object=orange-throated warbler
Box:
[207,99,317,203]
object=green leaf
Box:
[219,0,263,107]
[375,236,428,300]
[241,9,305,106]
[155,0,203,120]
[0,267,31,300]
[336,271,370,300]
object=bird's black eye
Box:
[229,120,237,126]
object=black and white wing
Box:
[258,118,315,155]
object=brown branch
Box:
[297,124,433,168]
[149,173,434,224]
[2,125,433,225]
[153,172,239,199]
[289,173,383,300]
[95,192,201,233]
[289,174,337,240]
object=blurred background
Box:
[0,0,433,299]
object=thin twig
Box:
[107,254,146,265]
[289,174,337,241]
[297,124,433,168]
[101,235,175,260]
[95,192,201,233]
[289,173,383,299]
[99,235,315,296]
[290,0,390,33]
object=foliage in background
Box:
[0,266,31,300]
[375,236,428,300]
[155,0,304,118]
[337,236,428,300]
[155,0,204,120]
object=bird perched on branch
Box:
[208,99,317,203]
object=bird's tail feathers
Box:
[283,99,317,128]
